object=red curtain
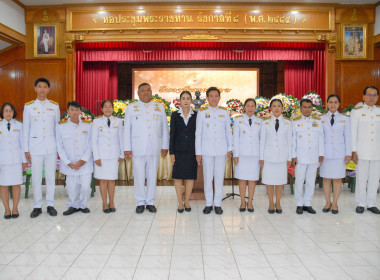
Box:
[76,62,118,115]
[284,49,325,101]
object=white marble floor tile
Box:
[272,266,313,280]
[265,253,303,267]
[340,265,380,280]
[307,265,351,280]
[239,267,278,280]
[62,267,102,280]
[204,268,241,280]
[25,266,68,280]
[41,253,79,267]
[170,255,204,269]
[97,267,135,280]
[133,268,170,280]
[0,265,35,280]
[169,268,205,280]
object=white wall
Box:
[375,6,380,36]
[0,0,25,35]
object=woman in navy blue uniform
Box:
[0,103,27,219]
[170,91,197,213]
[233,98,262,212]
[260,99,292,214]
[320,94,351,214]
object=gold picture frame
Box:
[34,23,58,57]
[341,23,367,59]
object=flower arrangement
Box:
[200,99,209,111]
[152,94,172,116]
[301,91,325,111]
[255,96,269,112]
[171,98,181,109]
[270,93,298,118]
[113,100,127,118]
[226,99,244,115]
[256,107,272,119]
[342,104,355,116]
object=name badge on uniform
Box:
[113,126,119,128]
[322,120,326,123]
[376,115,380,117]
[47,108,54,111]
[312,122,319,127]
[33,107,38,110]
[13,129,20,132]
[82,130,88,134]
[153,117,159,120]
[339,120,345,123]
[154,105,161,112]
[255,122,261,125]
[205,113,210,118]
[133,105,140,112]
[362,114,366,116]
[218,115,224,118]
[284,122,290,125]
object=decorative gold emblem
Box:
[182,34,218,40]
[42,10,49,22]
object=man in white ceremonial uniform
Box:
[196,87,233,215]
[23,78,60,218]
[351,86,380,214]
[292,99,324,214]
[56,101,93,215]
[124,83,169,214]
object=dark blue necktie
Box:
[331,114,335,126]
[7,123,10,131]
[275,119,279,132]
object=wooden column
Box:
[325,42,336,100]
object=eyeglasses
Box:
[365,94,378,97]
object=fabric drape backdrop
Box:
[76,61,118,115]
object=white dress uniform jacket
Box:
[260,115,292,162]
[321,111,352,159]
[123,101,169,155]
[92,115,124,161]
[23,99,60,155]
[233,114,262,158]
[56,118,93,176]
[195,106,233,156]
[292,115,324,164]
[351,104,380,160]
[0,119,27,165]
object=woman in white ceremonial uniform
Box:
[0,103,27,219]
[320,94,351,214]
[260,99,292,214]
[92,100,124,213]
[233,98,262,212]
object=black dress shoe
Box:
[177,208,184,213]
[331,208,339,214]
[268,208,275,214]
[247,208,254,213]
[30,208,42,218]
[4,214,11,219]
[11,211,19,219]
[296,206,303,214]
[322,206,331,213]
[109,208,116,212]
[203,206,213,214]
[184,206,191,212]
[276,209,282,214]
[214,207,223,215]
[47,206,57,216]
[303,206,316,214]
[239,205,246,212]
[80,208,90,213]
[136,205,145,214]
[367,207,380,214]
[103,208,110,214]
[63,207,77,216]
[356,206,364,214]
[146,205,157,213]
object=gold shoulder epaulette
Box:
[218,106,227,110]
[94,115,102,119]
[312,115,321,120]
[49,100,59,105]
[234,115,243,118]
[14,119,22,123]
[81,119,92,124]
[283,116,290,121]
[59,119,67,125]
[200,106,208,111]
[262,116,271,121]
[25,100,35,105]
[353,106,363,110]
[293,115,302,121]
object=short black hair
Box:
[206,87,220,97]
[67,101,81,109]
[138,83,151,90]
[244,98,256,107]
[363,86,379,96]
[101,100,113,108]
[327,94,341,103]
[270,98,283,108]
[0,102,17,119]
[34,78,50,87]
[180,91,192,99]
[300,99,313,107]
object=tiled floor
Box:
[0,184,379,280]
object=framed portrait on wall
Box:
[341,24,367,59]
[34,24,58,57]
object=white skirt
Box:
[262,161,287,185]
[234,156,260,181]
[0,164,23,186]
[94,159,119,180]
[320,158,346,179]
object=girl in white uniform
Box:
[0,103,27,219]
[92,100,124,213]
[233,98,262,212]
[260,99,292,214]
[320,94,351,214]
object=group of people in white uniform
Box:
[0,78,379,219]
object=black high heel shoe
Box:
[184,204,191,212]
[11,211,19,218]
[331,206,338,214]
[239,203,246,212]
[4,213,11,219]
[322,204,331,213]
[109,204,116,212]
[178,207,184,213]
